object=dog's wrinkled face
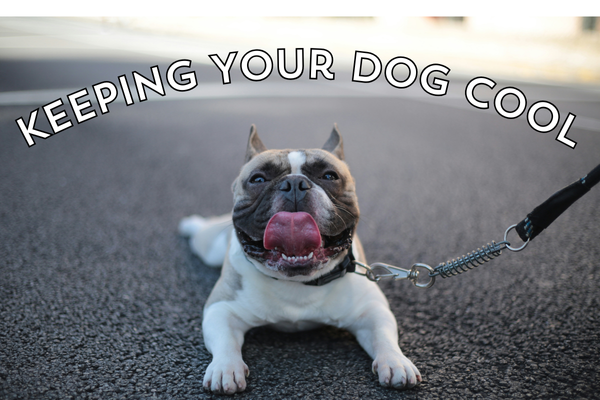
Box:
[231,125,359,279]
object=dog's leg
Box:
[202,302,252,394]
[179,213,232,267]
[348,302,421,389]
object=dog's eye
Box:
[321,172,339,181]
[249,174,267,184]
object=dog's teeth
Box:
[308,252,313,259]
[282,254,288,260]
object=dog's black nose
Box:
[279,175,312,207]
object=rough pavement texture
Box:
[1,59,599,399]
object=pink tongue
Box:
[263,212,322,256]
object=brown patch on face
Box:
[300,150,359,235]
[232,150,292,240]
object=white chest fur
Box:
[221,235,387,331]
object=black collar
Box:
[303,248,356,286]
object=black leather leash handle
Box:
[515,163,600,242]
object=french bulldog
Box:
[179,125,421,394]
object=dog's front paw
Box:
[372,353,421,389]
[203,359,249,394]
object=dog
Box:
[179,125,421,394]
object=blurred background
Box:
[1,16,599,84]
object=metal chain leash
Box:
[352,224,529,289]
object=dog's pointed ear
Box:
[245,125,267,162]
[322,123,344,160]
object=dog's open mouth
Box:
[236,211,353,275]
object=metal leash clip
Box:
[352,224,530,289]
[353,260,436,288]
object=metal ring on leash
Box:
[504,224,530,252]
[410,263,436,288]
[352,261,380,282]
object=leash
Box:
[352,163,600,289]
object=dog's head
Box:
[231,125,359,281]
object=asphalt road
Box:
[1,55,599,400]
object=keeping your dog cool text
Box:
[15,49,578,149]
